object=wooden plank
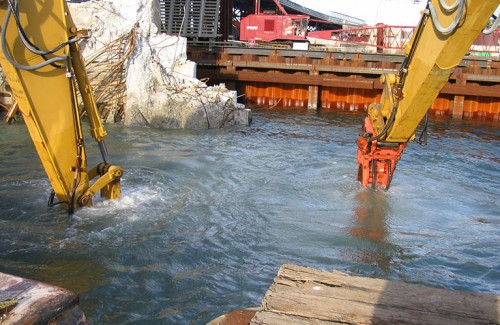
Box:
[252,311,345,324]
[196,69,377,89]
[250,264,500,325]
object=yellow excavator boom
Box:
[357,0,499,189]
[384,0,499,142]
[0,0,122,212]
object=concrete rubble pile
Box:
[68,0,251,128]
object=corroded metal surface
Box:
[207,309,258,325]
[0,272,87,324]
[189,47,500,121]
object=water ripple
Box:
[0,110,498,324]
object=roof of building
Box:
[279,0,366,26]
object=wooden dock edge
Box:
[208,264,499,324]
[246,264,500,325]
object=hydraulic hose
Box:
[438,0,461,12]
[6,0,77,56]
[428,0,467,35]
[483,14,499,35]
[1,1,69,71]
[416,112,429,145]
[366,8,429,143]
[367,97,400,142]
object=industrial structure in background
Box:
[158,0,365,45]
[157,0,498,54]
[159,0,222,40]
[237,0,364,46]
[239,0,310,44]
[66,0,499,54]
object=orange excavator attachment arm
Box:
[357,0,499,190]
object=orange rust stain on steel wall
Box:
[244,82,308,107]
[429,96,452,116]
[464,97,500,121]
[243,83,500,121]
[320,87,380,111]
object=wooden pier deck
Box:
[189,47,500,120]
[211,264,500,324]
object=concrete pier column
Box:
[308,70,319,110]
[452,95,465,119]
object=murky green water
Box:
[1,109,499,324]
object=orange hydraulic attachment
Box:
[356,117,407,190]
[354,0,499,190]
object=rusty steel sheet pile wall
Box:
[190,47,500,121]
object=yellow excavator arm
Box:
[0,0,123,212]
[357,0,499,189]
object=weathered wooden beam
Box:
[198,68,376,87]
[191,47,499,85]
[251,264,500,325]
[191,47,497,69]
[441,83,500,98]
[199,68,500,98]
